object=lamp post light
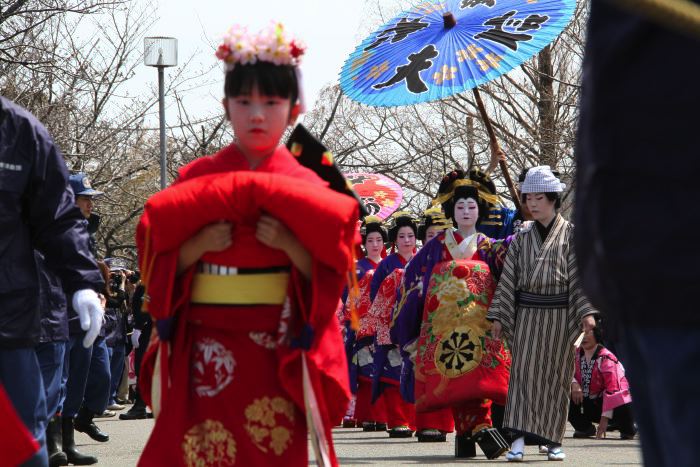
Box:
[144,36,178,189]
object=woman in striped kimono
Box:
[487,166,597,462]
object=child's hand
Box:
[177,221,232,275]
[256,215,294,251]
[194,222,233,253]
[256,215,312,279]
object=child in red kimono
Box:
[136,22,357,467]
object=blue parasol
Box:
[340,0,576,107]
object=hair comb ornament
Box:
[215,22,306,69]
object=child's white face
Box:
[224,86,298,159]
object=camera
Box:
[128,271,140,284]
[109,271,124,293]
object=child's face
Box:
[224,86,299,158]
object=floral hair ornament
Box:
[215,21,307,112]
[215,22,306,69]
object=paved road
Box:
[78,407,642,466]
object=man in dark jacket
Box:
[69,173,102,258]
[0,97,104,466]
[575,2,700,466]
[103,258,130,412]
[61,173,111,464]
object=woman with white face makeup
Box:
[487,166,598,462]
[392,170,517,459]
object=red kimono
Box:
[0,384,38,465]
[136,145,357,467]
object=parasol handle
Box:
[472,87,521,211]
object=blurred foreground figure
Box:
[575,2,700,466]
[0,97,104,465]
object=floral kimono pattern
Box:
[393,230,511,434]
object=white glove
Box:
[72,289,104,348]
[131,329,142,349]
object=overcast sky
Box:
[130,0,383,123]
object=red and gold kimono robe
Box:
[136,144,357,467]
[395,230,511,435]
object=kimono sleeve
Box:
[486,231,521,340]
[598,353,633,413]
[135,211,189,339]
[392,242,433,349]
[498,207,517,239]
[480,234,514,281]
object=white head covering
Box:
[520,166,566,193]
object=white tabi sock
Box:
[511,436,525,453]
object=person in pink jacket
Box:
[569,318,636,439]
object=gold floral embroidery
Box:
[270,426,291,455]
[244,396,296,455]
[182,419,236,467]
[436,276,469,303]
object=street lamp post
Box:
[144,36,178,189]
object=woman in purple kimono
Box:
[344,216,387,431]
[392,170,513,459]
[362,213,418,438]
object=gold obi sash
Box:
[190,263,290,305]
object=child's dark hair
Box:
[521,192,562,210]
[224,62,299,104]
